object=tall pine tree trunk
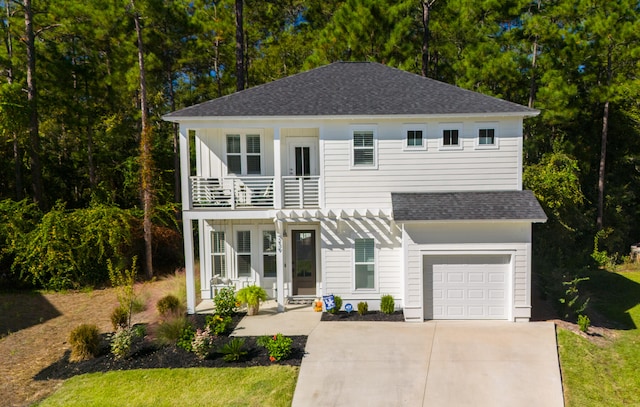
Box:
[421,1,436,77]
[235,0,244,91]
[131,0,154,279]
[24,0,45,208]
[596,44,613,231]
[4,2,23,200]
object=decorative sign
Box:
[345,303,353,313]
[322,295,336,311]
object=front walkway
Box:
[230,300,322,336]
[292,321,564,407]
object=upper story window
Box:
[478,129,495,145]
[226,133,262,175]
[351,125,378,168]
[439,123,463,150]
[403,124,427,150]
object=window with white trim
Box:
[478,128,496,146]
[211,231,226,278]
[407,130,423,147]
[236,230,252,277]
[262,230,276,278]
[351,127,377,168]
[225,133,262,175]
[403,124,427,150]
[354,238,375,289]
[442,129,459,146]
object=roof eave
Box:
[394,218,548,223]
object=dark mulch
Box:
[34,313,307,381]
[321,311,404,321]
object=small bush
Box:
[177,324,196,351]
[257,333,293,362]
[357,301,368,316]
[156,316,191,346]
[191,327,213,359]
[380,295,395,314]
[69,324,101,362]
[328,295,342,314]
[110,326,143,359]
[206,314,233,336]
[220,338,247,362]
[213,287,237,317]
[157,294,182,319]
[110,306,129,330]
[577,314,591,333]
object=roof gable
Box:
[165,62,538,119]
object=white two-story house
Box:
[163,62,546,322]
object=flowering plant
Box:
[257,333,293,362]
[191,326,213,359]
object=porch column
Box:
[275,219,285,312]
[179,124,192,210]
[183,217,196,314]
[273,127,282,209]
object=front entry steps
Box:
[287,296,316,305]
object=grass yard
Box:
[558,269,640,407]
[35,366,299,407]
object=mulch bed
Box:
[34,313,307,381]
[321,311,404,321]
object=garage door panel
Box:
[424,255,510,320]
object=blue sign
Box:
[322,295,336,311]
[345,303,353,313]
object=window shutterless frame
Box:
[474,123,499,149]
[354,238,376,290]
[438,123,463,150]
[403,124,428,150]
[350,125,378,169]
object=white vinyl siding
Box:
[354,239,375,289]
[323,119,522,209]
[236,231,251,277]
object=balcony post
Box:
[273,128,282,209]
[179,124,192,210]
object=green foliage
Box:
[236,285,268,307]
[206,314,233,336]
[191,327,213,359]
[577,314,591,333]
[110,326,144,359]
[559,276,590,320]
[357,301,368,316]
[108,257,139,328]
[68,324,101,362]
[156,294,182,319]
[156,317,192,347]
[213,287,238,317]
[220,338,248,362]
[110,306,129,331]
[257,334,293,362]
[380,295,395,314]
[0,199,42,287]
[177,324,196,352]
[592,228,616,268]
[328,295,342,314]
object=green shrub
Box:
[257,333,293,362]
[213,287,238,317]
[156,316,191,346]
[206,314,233,336]
[357,301,368,316]
[110,326,144,359]
[69,324,101,362]
[380,295,395,314]
[577,314,591,333]
[328,295,342,314]
[157,294,182,318]
[177,324,196,351]
[191,327,213,359]
[220,338,247,362]
[236,285,268,307]
[110,306,129,330]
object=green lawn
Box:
[558,270,640,407]
[36,366,299,407]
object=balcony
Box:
[190,175,320,209]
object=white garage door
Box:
[423,255,511,320]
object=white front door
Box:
[287,138,318,176]
[424,255,510,320]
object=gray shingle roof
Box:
[391,190,547,222]
[165,62,538,118]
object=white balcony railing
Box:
[191,176,274,209]
[282,175,320,208]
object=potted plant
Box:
[236,285,268,315]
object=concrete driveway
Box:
[292,321,564,407]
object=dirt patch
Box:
[0,274,186,407]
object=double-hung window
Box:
[351,126,377,168]
[236,231,252,277]
[439,124,463,150]
[226,133,262,175]
[354,238,375,290]
[403,124,427,150]
[262,230,276,278]
[443,129,459,146]
[211,231,226,278]
[479,129,495,145]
